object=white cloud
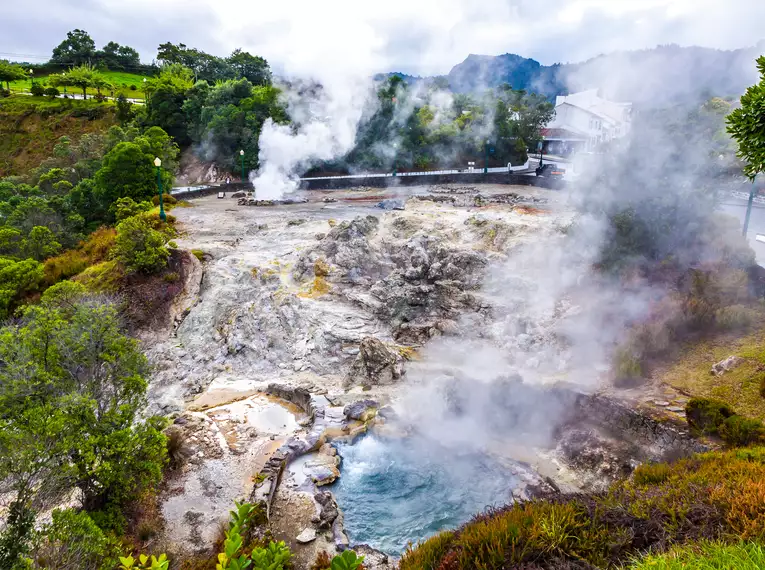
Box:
[1,0,763,74]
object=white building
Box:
[542,89,632,155]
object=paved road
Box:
[719,197,765,265]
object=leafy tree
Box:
[0,227,22,257]
[727,55,765,180]
[111,214,170,274]
[184,79,286,170]
[0,299,167,554]
[51,29,96,67]
[97,41,140,71]
[50,65,101,100]
[0,257,44,318]
[142,65,194,144]
[94,142,158,205]
[116,94,134,124]
[0,59,28,90]
[22,226,62,261]
[228,49,271,86]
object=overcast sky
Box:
[2,0,764,76]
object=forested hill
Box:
[446,42,765,105]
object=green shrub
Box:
[329,550,364,570]
[152,193,177,206]
[35,509,119,570]
[30,83,46,97]
[715,304,757,330]
[250,542,292,570]
[112,197,152,222]
[112,215,169,274]
[191,249,205,262]
[613,346,643,385]
[719,416,765,446]
[633,462,672,485]
[44,87,60,99]
[685,398,734,434]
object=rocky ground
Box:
[145,184,706,567]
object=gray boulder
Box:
[344,338,403,388]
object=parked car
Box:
[535,164,566,178]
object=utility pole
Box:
[484,140,489,174]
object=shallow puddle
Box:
[206,394,305,436]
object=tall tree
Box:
[97,41,140,70]
[50,29,96,67]
[228,49,271,86]
[727,55,765,180]
[0,60,28,91]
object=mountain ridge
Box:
[383,42,765,106]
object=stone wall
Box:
[299,173,564,191]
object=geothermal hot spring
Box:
[328,433,523,555]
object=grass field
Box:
[656,321,765,421]
[7,70,150,100]
[629,541,765,569]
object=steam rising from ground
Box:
[253,77,375,199]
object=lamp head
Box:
[154,157,162,167]
[240,150,244,156]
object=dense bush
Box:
[151,193,177,206]
[43,227,117,284]
[399,447,765,570]
[685,398,734,434]
[111,197,152,222]
[30,83,46,97]
[719,416,765,446]
[111,215,170,274]
[34,508,120,570]
[715,304,758,330]
[44,87,61,99]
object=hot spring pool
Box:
[330,435,520,555]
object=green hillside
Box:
[0,96,117,176]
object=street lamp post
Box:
[240,150,246,187]
[154,157,166,222]
[29,69,34,92]
[143,78,148,103]
[743,177,758,237]
[484,140,490,174]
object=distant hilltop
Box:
[380,42,765,107]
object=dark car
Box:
[535,164,566,177]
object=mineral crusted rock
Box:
[711,355,744,376]
[304,452,341,486]
[296,528,317,543]
[344,338,403,388]
[343,399,379,422]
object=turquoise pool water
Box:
[331,434,518,556]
